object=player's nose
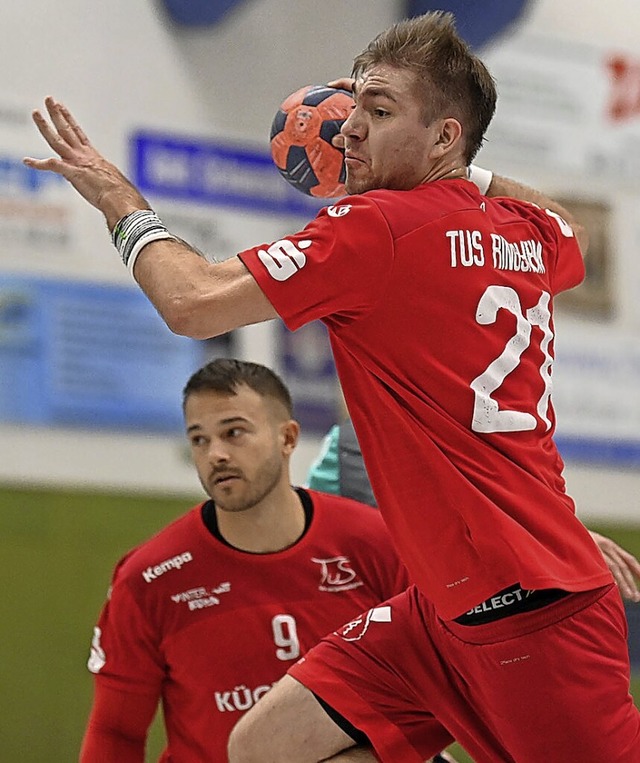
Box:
[341,108,364,140]
[206,439,230,464]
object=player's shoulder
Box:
[355,180,482,237]
[112,505,205,584]
[306,488,386,532]
[489,195,575,240]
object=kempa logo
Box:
[257,239,312,282]
[142,551,193,583]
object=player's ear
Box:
[281,419,300,455]
[430,117,463,158]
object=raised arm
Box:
[24,97,276,339]
[479,170,589,257]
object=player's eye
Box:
[190,435,207,447]
[373,108,389,118]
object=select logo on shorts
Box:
[338,605,392,642]
[258,239,311,281]
[142,551,193,583]
[312,556,364,593]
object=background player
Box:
[79,358,410,762]
[26,10,640,762]
[308,416,640,602]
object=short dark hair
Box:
[352,11,497,162]
[183,358,293,417]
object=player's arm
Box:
[589,530,640,602]
[470,167,589,257]
[80,682,158,762]
[24,97,277,340]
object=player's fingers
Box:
[44,96,85,149]
[328,77,355,92]
[608,555,640,601]
[56,100,91,146]
[31,108,77,160]
[618,548,640,577]
[23,155,69,176]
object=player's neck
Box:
[215,483,306,554]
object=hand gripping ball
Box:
[270,85,353,198]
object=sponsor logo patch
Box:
[170,581,231,610]
[327,204,352,218]
[142,551,193,583]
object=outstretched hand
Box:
[24,97,147,228]
[590,531,640,602]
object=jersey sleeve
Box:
[238,195,394,331]
[79,683,157,763]
[80,560,165,760]
[306,425,341,493]
[87,562,165,696]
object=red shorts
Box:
[289,583,640,762]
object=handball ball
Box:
[270,85,353,198]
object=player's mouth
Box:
[345,153,366,166]
[212,472,242,485]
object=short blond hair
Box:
[352,11,496,162]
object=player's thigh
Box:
[289,589,458,762]
[227,674,356,763]
[440,585,640,762]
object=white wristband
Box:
[111,209,176,275]
[467,164,493,195]
[127,229,176,275]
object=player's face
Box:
[184,386,296,513]
[341,64,449,194]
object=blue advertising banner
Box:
[160,0,250,27]
[0,276,209,432]
[131,130,324,218]
[406,0,530,49]
[278,322,339,436]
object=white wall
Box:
[0,0,639,523]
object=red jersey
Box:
[81,488,408,762]
[239,179,613,620]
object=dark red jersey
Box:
[239,179,613,619]
[80,489,408,762]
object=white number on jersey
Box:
[271,614,300,661]
[470,286,553,433]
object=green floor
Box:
[0,485,638,762]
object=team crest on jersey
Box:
[311,556,363,592]
[327,204,352,218]
[338,605,392,642]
